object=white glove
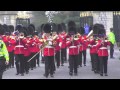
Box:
[48,41,52,45]
[59,42,62,47]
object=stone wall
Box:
[93,11,113,35]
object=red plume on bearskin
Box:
[43,23,51,33]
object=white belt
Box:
[99,47,107,49]
[69,46,77,48]
[45,46,54,48]
[15,45,24,47]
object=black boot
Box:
[100,73,103,76]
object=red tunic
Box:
[30,36,41,53]
[22,37,31,56]
[94,40,110,56]
[43,36,55,56]
[54,36,60,53]
[79,35,88,52]
[66,36,79,55]
[7,36,16,52]
[59,33,67,49]
[88,39,98,54]
[14,38,25,54]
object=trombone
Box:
[27,34,58,62]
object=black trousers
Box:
[79,50,86,66]
[99,56,108,74]
[110,42,114,58]
[30,53,36,69]
[90,53,99,71]
[9,51,14,67]
[55,51,60,67]
[0,58,5,79]
[15,54,24,74]
[69,55,78,74]
[61,48,67,64]
[44,56,54,76]
[36,53,40,66]
[24,56,30,73]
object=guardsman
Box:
[92,24,110,76]
[29,32,40,70]
[88,36,99,73]
[61,23,67,63]
[79,27,88,67]
[22,27,31,74]
[7,34,16,68]
[14,25,25,76]
[43,23,56,78]
[33,31,40,67]
[58,24,67,66]
[52,24,60,68]
[66,21,79,76]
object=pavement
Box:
[3,46,120,79]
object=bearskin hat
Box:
[57,24,63,33]
[0,24,5,35]
[68,20,76,28]
[80,27,85,35]
[93,23,106,37]
[43,23,51,33]
[28,25,34,35]
[2,24,9,33]
[29,24,35,31]
[15,25,22,31]
[8,25,14,33]
[51,23,58,32]
[61,23,66,31]
[22,26,28,37]
[68,27,77,36]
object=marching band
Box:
[0,21,111,78]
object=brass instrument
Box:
[87,30,93,39]
[73,33,80,40]
[28,34,58,62]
